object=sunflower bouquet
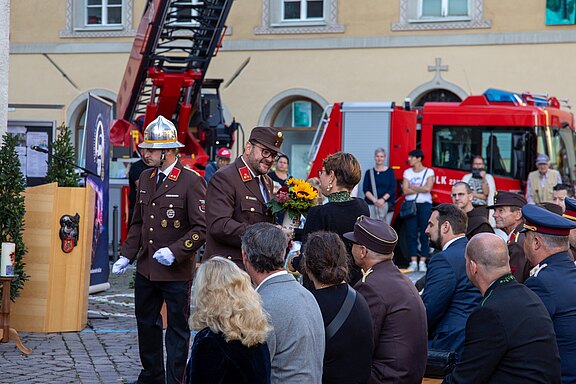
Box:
[267,177,319,222]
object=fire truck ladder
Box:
[307,104,333,165]
[127,0,233,133]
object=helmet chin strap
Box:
[159,149,167,169]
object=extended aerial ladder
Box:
[111,0,235,169]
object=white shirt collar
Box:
[240,156,257,178]
[442,235,466,251]
[255,270,288,292]
[158,158,178,178]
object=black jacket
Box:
[444,274,561,384]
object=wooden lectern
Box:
[10,183,95,332]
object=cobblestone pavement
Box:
[0,266,141,384]
[0,264,426,384]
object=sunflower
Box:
[290,178,318,201]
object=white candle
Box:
[1,242,16,277]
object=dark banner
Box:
[84,94,111,290]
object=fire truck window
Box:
[432,126,478,171]
[550,129,572,183]
[483,132,512,178]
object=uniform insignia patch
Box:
[184,239,193,249]
[173,220,180,228]
[199,199,206,213]
[239,166,252,182]
[167,209,175,219]
[529,263,548,277]
[161,219,168,228]
[150,169,157,179]
[168,167,181,181]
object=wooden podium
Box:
[11,183,95,332]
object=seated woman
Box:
[303,231,374,384]
[185,257,271,384]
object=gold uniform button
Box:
[149,240,153,244]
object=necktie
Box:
[258,176,269,202]
[156,172,166,190]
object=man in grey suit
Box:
[242,222,325,384]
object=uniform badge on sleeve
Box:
[199,199,206,213]
[239,166,252,182]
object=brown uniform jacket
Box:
[203,157,275,267]
[354,260,428,384]
[508,222,531,283]
[121,160,207,281]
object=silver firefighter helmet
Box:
[138,116,185,149]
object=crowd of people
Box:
[113,116,576,384]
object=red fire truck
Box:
[111,0,237,242]
[307,89,576,261]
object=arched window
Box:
[414,88,462,106]
[260,91,328,180]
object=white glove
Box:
[153,247,175,266]
[112,256,130,274]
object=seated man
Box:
[345,216,428,383]
[444,233,561,383]
[242,222,325,384]
[451,181,493,239]
[523,204,576,383]
[422,204,482,358]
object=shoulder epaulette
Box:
[529,263,548,278]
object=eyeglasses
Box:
[318,169,327,177]
[250,141,278,160]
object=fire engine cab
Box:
[307,89,575,259]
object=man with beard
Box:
[422,204,482,359]
[487,191,531,282]
[203,127,284,268]
[451,182,494,239]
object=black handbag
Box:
[425,349,457,379]
[399,168,428,219]
[399,200,417,219]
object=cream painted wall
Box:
[207,43,576,129]
[8,0,576,130]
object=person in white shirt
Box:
[402,149,435,272]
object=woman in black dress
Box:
[301,152,370,285]
[303,231,373,384]
[185,257,271,384]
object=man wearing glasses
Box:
[203,126,284,269]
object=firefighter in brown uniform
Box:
[112,116,206,384]
[487,191,531,282]
[203,126,283,268]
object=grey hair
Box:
[374,147,386,156]
[241,222,288,273]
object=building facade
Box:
[8,0,576,181]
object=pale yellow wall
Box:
[208,43,576,129]
[10,1,66,43]
[8,0,576,130]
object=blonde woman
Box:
[185,257,271,384]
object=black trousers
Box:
[134,273,192,384]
